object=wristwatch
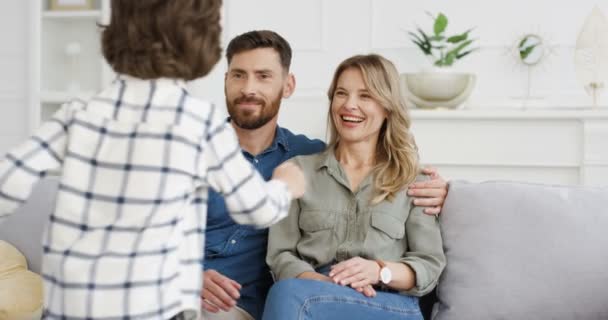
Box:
[375,260,392,284]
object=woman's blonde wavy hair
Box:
[326,54,419,204]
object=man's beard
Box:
[226,93,281,130]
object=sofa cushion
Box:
[0,241,43,320]
[433,181,608,320]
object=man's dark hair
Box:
[226,30,292,71]
[101,0,222,80]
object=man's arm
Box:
[408,166,448,216]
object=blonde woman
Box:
[263,54,446,320]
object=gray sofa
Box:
[2,179,608,319]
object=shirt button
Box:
[230,240,237,244]
[254,158,259,163]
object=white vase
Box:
[400,68,476,109]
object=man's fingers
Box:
[230,279,242,290]
[408,188,446,198]
[217,278,241,299]
[202,299,220,313]
[409,179,447,190]
[203,282,236,311]
[424,206,442,216]
[205,270,241,300]
[202,290,232,312]
[420,166,438,176]
[413,197,444,207]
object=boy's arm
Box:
[0,105,70,222]
[200,105,290,228]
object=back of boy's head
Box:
[102,0,222,81]
[226,30,292,72]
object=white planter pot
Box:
[400,69,476,109]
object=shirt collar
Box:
[315,146,373,192]
[225,119,290,154]
[273,126,290,151]
[315,146,339,171]
[115,74,187,90]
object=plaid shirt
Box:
[0,75,291,319]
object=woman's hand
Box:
[328,257,380,289]
[355,284,377,298]
[297,271,333,283]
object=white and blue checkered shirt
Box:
[0,75,291,319]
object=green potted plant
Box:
[401,12,478,109]
[409,12,476,67]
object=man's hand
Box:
[408,166,448,216]
[201,269,242,313]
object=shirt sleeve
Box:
[0,104,70,223]
[399,179,447,296]
[266,198,316,280]
[200,105,291,228]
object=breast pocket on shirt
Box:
[364,211,407,256]
[299,209,336,232]
[370,211,405,239]
[297,209,337,264]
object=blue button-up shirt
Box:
[204,125,325,319]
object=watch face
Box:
[380,267,392,284]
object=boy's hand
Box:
[272,161,306,199]
[201,269,242,313]
[408,166,448,216]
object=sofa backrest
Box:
[0,178,58,274]
[434,181,608,320]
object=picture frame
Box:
[49,0,94,11]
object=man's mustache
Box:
[234,96,265,106]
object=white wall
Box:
[0,1,29,151]
[188,0,608,141]
[1,1,606,150]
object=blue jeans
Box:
[262,278,422,320]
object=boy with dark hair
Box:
[0,2,304,319]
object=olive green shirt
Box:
[267,149,446,296]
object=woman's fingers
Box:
[337,272,366,286]
[350,278,372,289]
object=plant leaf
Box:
[444,52,456,66]
[409,32,432,55]
[447,33,465,43]
[456,48,478,59]
[448,28,474,43]
[519,44,537,60]
[417,28,431,43]
[409,31,422,42]
[434,13,448,36]
[447,39,473,56]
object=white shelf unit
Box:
[42,10,102,19]
[409,108,608,187]
[29,0,113,132]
